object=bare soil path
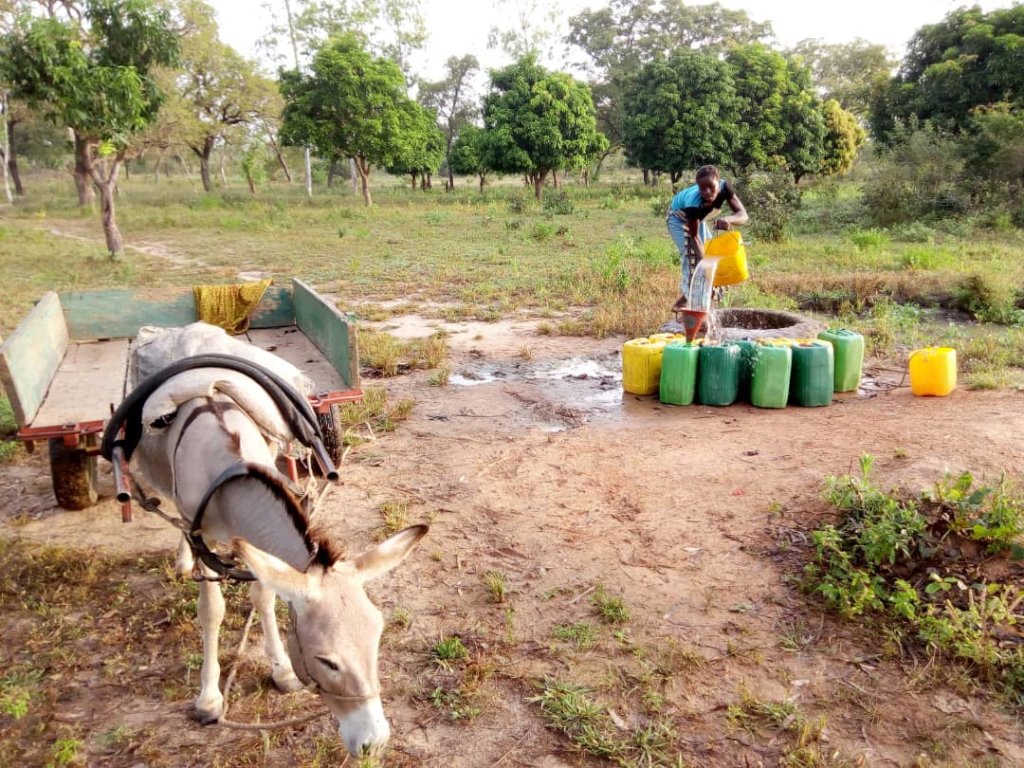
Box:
[3,319,1023,767]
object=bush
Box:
[541,190,575,215]
[739,172,801,243]
[956,274,1024,325]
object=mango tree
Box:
[481,55,604,200]
[2,0,179,256]
[280,33,419,206]
[621,50,740,184]
[449,124,490,192]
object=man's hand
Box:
[714,219,732,231]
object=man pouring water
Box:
[667,165,749,312]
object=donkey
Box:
[104,339,426,757]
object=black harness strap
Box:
[101,354,333,478]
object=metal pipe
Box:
[111,445,133,521]
[311,439,339,482]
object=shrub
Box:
[740,172,801,243]
[542,190,575,215]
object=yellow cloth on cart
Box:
[193,279,272,335]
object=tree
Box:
[279,33,420,206]
[871,5,1024,144]
[385,104,444,190]
[726,45,826,183]
[566,0,770,168]
[621,49,739,184]
[418,54,478,191]
[2,0,180,256]
[449,124,490,192]
[481,55,605,199]
[819,98,865,178]
[788,38,895,118]
[173,1,280,192]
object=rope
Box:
[216,606,329,732]
[193,279,272,335]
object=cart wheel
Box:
[49,439,99,510]
[317,405,344,465]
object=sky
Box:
[207,0,1015,81]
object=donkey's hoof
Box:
[194,698,224,725]
[273,671,305,693]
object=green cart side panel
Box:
[0,292,70,427]
[60,284,295,341]
[292,279,359,390]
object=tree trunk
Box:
[478,174,485,193]
[410,172,417,190]
[533,171,546,200]
[269,134,292,182]
[552,170,560,189]
[447,160,454,191]
[327,160,337,187]
[196,138,215,193]
[86,151,124,258]
[421,173,429,190]
[246,174,256,195]
[7,118,24,195]
[73,132,95,207]
[0,97,10,204]
[583,168,590,188]
[643,168,650,187]
[355,156,372,206]
[219,150,227,188]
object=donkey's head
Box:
[235,525,427,757]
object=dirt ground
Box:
[3,313,1024,767]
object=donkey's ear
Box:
[233,539,308,599]
[354,525,428,582]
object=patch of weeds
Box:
[956,273,1024,325]
[0,668,44,719]
[0,439,20,463]
[0,396,16,437]
[429,685,482,721]
[890,221,936,243]
[899,246,950,270]
[378,499,410,537]
[542,189,575,215]
[359,330,405,376]
[424,211,449,225]
[804,454,1024,705]
[505,218,523,231]
[552,621,596,650]
[97,724,140,753]
[531,221,557,241]
[483,570,509,603]
[48,729,84,767]
[339,385,413,443]
[847,227,889,250]
[530,679,684,764]
[388,606,412,631]
[517,345,532,360]
[427,365,450,386]
[431,635,469,671]
[590,585,630,624]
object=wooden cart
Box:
[0,279,361,510]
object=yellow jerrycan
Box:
[704,231,749,287]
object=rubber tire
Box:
[49,439,99,510]
[316,405,343,465]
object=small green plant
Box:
[542,189,575,215]
[431,635,469,670]
[427,365,450,386]
[531,221,557,241]
[483,570,508,603]
[48,731,83,767]
[590,585,630,624]
[379,499,410,537]
[429,686,482,720]
[388,606,412,631]
[552,621,596,649]
[0,668,43,720]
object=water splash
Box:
[687,257,720,310]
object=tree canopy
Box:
[481,55,605,199]
[279,33,421,205]
[870,5,1024,144]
